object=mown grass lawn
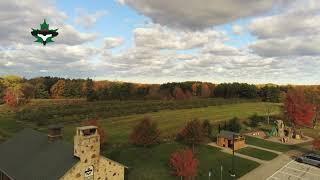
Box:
[62,102,281,144]
[105,142,260,180]
[245,136,307,152]
[236,147,278,160]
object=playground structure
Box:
[248,120,312,144]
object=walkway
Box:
[207,143,267,164]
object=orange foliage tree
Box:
[50,80,65,98]
[130,117,161,147]
[285,88,316,128]
[169,148,198,180]
[201,83,211,98]
[82,119,106,145]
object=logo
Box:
[31,19,58,45]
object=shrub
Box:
[177,119,204,151]
[82,119,106,145]
[225,117,242,133]
[249,113,265,127]
[130,117,161,147]
[169,148,198,180]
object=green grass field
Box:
[236,147,278,160]
[61,102,281,144]
[106,142,260,180]
[245,136,307,152]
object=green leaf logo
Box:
[31,19,59,45]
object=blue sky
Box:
[1,0,320,84]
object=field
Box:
[106,142,260,180]
[61,102,281,144]
[236,147,278,160]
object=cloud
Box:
[0,44,99,77]
[249,0,320,57]
[95,25,320,84]
[250,36,320,57]
[103,37,124,49]
[118,0,287,30]
[232,25,244,35]
[0,0,97,46]
[134,24,226,50]
[75,9,108,28]
[0,0,99,78]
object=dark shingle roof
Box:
[218,130,241,140]
[0,129,79,180]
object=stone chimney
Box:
[48,125,63,142]
[74,126,100,165]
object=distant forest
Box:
[0,75,307,104]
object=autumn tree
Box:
[169,148,198,180]
[304,86,320,128]
[50,80,65,98]
[177,119,204,151]
[82,119,106,145]
[21,82,35,99]
[174,86,187,100]
[3,89,18,107]
[312,138,320,151]
[201,83,211,98]
[284,88,316,128]
[130,117,161,147]
[34,83,49,98]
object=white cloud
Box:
[103,37,124,49]
[232,25,244,35]
[75,9,108,28]
[118,0,287,30]
[249,0,320,57]
[134,24,226,50]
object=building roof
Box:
[0,129,79,180]
[218,130,241,140]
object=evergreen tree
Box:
[86,78,95,101]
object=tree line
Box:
[1,75,316,106]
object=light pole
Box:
[229,134,236,179]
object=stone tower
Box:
[74,126,100,176]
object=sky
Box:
[0,0,320,84]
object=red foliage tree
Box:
[177,119,204,152]
[82,119,106,145]
[285,88,316,128]
[174,87,186,100]
[313,138,320,151]
[130,117,161,147]
[169,148,198,180]
[3,89,17,107]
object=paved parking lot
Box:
[267,160,320,180]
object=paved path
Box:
[239,153,292,180]
[207,143,267,164]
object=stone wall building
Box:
[0,126,126,180]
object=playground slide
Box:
[266,126,276,138]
